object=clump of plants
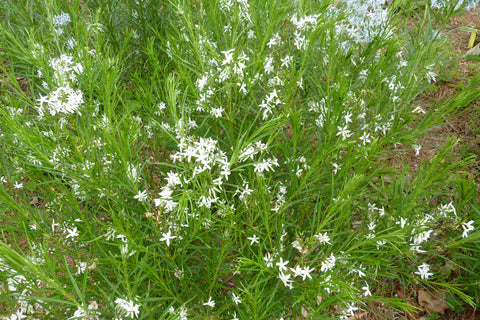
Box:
[0,0,479,319]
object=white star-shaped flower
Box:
[134,190,148,202]
[232,292,241,305]
[415,263,433,279]
[247,234,259,245]
[276,257,289,272]
[203,296,215,308]
[159,229,177,247]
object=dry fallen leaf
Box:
[30,196,40,206]
[417,289,449,314]
[301,306,309,318]
[352,220,362,230]
[466,43,480,55]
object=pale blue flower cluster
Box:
[338,0,392,44]
[431,0,479,10]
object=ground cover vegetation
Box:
[0,0,480,319]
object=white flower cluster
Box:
[173,136,230,179]
[1,257,45,319]
[52,12,71,27]
[272,184,287,212]
[264,251,319,290]
[339,303,360,320]
[431,0,479,10]
[127,162,142,183]
[52,12,71,35]
[289,13,319,51]
[462,220,475,238]
[167,306,188,320]
[437,201,457,217]
[153,136,230,214]
[259,88,282,120]
[238,140,268,162]
[308,99,328,128]
[218,0,252,24]
[336,0,392,44]
[291,13,321,31]
[38,86,84,116]
[194,48,250,117]
[37,54,84,117]
[462,0,480,10]
[264,232,337,291]
[415,262,433,279]
[320,253,337,272]
[50,54,84,85]
[70,302,101,320]
[114,298,140,319]
[253,157,279,175]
